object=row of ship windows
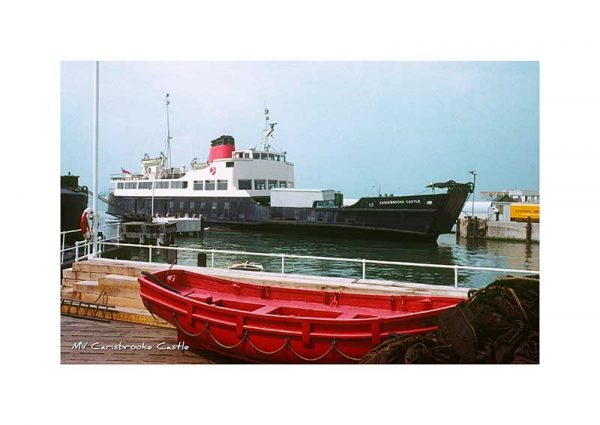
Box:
[233,152,286,162]
[116,179,293,191]
[117,181,193,190]
[234,179,291,190]
[166,200,226,210]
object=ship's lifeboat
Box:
[139,269,463,363]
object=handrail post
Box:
[61,232,66,264]
[149,245,153,263]
[117,222,120,246]
[362,259,366,280]
[454,265,459,287]
[281,254,286,274]
[211,250,215,268]
[75,241,79,262]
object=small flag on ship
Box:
[121,167,132,175]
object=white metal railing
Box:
[76,239,539,288]
[60,223,121,264]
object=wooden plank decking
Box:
[61,316,239,364]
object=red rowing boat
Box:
[138,269,462,363]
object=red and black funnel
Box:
[208,135,235,163]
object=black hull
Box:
[207,221,439,242]
[107,188,470,241]
[61,188,88,244]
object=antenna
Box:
[264,104,269,130]
[258,105,277,152]
[165,93,172,170]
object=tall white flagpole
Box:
[151,181,155,218]
[92,61,99,257]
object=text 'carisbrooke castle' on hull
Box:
[107,97,473,241]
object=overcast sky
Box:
[61,61,538,198]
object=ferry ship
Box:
[61,173,88,244]
[107,98,473,241]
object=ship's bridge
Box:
[232,149,287,163]
[217,147,294,192]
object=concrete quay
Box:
[458,217,539,242]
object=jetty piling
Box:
[167,245,178,264]
[526,217,532,252]
[455,218,460,242]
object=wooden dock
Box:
[60,258,469,364]
[61,315,238,364]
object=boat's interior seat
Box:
[187,292,217,304]
[252,305,278,315]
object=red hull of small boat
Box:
[138,269,462,363]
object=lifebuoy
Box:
[80,207,94,240]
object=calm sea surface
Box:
[98,201,539,289]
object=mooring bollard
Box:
[167,246,178,264]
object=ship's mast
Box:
[165,93,172,170]
[258,105,277,152]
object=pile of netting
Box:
[361,275,539,364]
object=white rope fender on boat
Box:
[245,334,289,356]
[143,300,364,362]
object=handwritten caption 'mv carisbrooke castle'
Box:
[71,341,189,351]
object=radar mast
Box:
[258,106,278,152]
[164,93,172,170]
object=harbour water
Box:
[97,202,538,289]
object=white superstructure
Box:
[110,149,294,199]
[110,105,295,202]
